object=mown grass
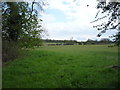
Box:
[3,45,119,88]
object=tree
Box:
[99,38,112,44]
[91,1,120,46]
[2,1,45,61]
[2,2,22,41]
[86,39,96,45]
[2,2,44,48]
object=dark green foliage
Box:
[19,37,43,48]
[2,2,44,61]
[2,2,43,46]
[2,2,22,41]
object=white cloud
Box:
[41,12,56,23]
[41,0,117,41]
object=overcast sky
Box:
[40,0,117,41]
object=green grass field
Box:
[3,45,119,88]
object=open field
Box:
[3,45,119,88]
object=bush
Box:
[2,40,20,62]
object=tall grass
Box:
[3,45,119,88]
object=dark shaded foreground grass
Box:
[3,45,119,88]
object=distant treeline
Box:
[42,38,114,46]
[43,39,79,45]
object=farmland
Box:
[3,45,119,88]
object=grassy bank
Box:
[3,45,119,88]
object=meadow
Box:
[3,45,119,88]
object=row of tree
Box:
[43,39,79,45]
[43,38,114,46]
[82,38,113,45]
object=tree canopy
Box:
[2,2,44,48]
[2,1,46,61]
